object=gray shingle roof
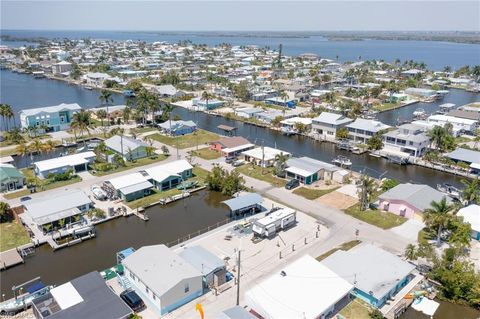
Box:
[378,183,451,211]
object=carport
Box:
[222,193,264,217]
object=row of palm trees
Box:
[16,139,57,166]
[0,104,14,132]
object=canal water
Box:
[0,190,230,298]
[1,69,475,187]
[402,299,479,319]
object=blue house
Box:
[265,97,297,108]
[322,244,415,308]
[158,120,197,136]
[19,103,82,132]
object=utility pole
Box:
[236,249,241,306]
[261,140,265,175]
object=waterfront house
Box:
[378,183,451,220]
[23,189,92,233]
[254,110,284,123]
[155,84,186,98]
[242,147,291,167]
[0,164,25,192]
[285,157,339,185]
[144,160,193,191]
[19,103,82,132]
[192,98,225,110]
[405,87,437,98]
[51,60,72,75]
[457,205,480,240]
[447,109,480,122]
[33,151,96,179]
[445,148,480,174]
[178,246,227,289]
[265,96,297,108]
[422,114,478,136]
[345,119,391,143]
[210,136,254,158]
[234,107,264,119]
[32,271,132,319]
[122,244,203,316]
[104,135,149,161]
[83,72,111,87]
[280,117,312,133]
[245,255,353,319]
[104,172,153,202]
[382,123,430,157]
[158,120,197,136]
[312,112,353,141]
[322,244,415,308]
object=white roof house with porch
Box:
[346,119,391,143]
[312,112,353,141]
[105,172,153,202]
[33,151,96,179]
[241,147,291,167]
[285,157,338,185]
[245,255,353,319]
[143,160,193,190]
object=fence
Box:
[165,217,233,248]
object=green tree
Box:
[0,201,11,222]
[369,309,384,319]
[460,178,480,205]
[381,179,399,191]
[270,116,284,128]
[96,109,107,135]
[335,127,349,139]
[233,81,249,102]
[423,197,454,246]
[274,152,289,177]
[367,134,383,150]
[71,110,93,145]
[358,175,376,211]
[404,244,417,261]
[99,90,113,126]
[201,91,213,110]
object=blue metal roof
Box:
[222,193,263,211]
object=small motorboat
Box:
[387,155,409,165]
[332,155,352,167]
[176,180,199,190]
[413,108,427,118]
[436,183,461,200]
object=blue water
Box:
[2,30,480,70]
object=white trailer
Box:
[252,208,296,238]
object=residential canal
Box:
[402,299,479,319]
[0,190,230,298]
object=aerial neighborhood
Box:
[0,31,479,319]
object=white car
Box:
[232,159,246,167]
[91,185,107,200]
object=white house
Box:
[104,172,153,202]
[457,205,480,240]
[143,160,193,191]
[346,118,391,143]
[122,245,203,316]
[33,151,96,179]
[312,112,353,141]
[242,147,291,167]
[382,123,430,157]
[426,114,478,135]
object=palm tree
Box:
[0,104,14,131]
[96,109,107,130]
[123,106,131,124]
[404,244,417,261]
[42,140,56,159]
[427,125,447,151]
[201,91,213,110]
[423,197,454,246]
[71,110,92,146]
[30,139,44,158]
[274,152,289,177]
[136,89,151,125]
[0,201,11,222]
[460,178,480,205]
[99,90,113,126]
[148,94,160,125]
[358,175,376,211]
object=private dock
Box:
[0,248,24,270]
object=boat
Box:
[281,127,296,136]
[387,155,409,165]
[413,108,427,118]
[176,180,199,190]
[122,89,136,97]
[336,141,351,151]
[439,103,455,111]
[0,282,52,315]
[436,183,461,200]
[332,155,352,167]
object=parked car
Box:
[285,179,300,190]
[20,196,32,202]
[225,156,237,164]
[232,159,246,167]
[120,289,145,312]
[91,184,107,200]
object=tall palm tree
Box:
[404,244,417,261]
[42,139,56,159]
[0,104,14,131]
[136,89,151,125]
[423,197,453,246]
[427,125,447,151]
[99,90,113,126]
[460,178,480,205]
[96,109,107,130]
[274,152,289,177]
[16,142,31,166]
[123,106,131,124]
[358,175,376,211]
[148,94,160,126]
[71,110,92,146]
[201,91,213,111]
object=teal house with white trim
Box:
[19,103,82,132]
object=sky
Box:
[1,1,479,32]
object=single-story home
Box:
[322,244,415,308]
[104,172,153,202]
[155,84,186,98]
[457,204,480,240]
[33,151,96,179]
[234,107,264,119]
[0,164,25,192]
[122,244,203,316]
[158,120,197,136]
[192,98,225,110]
[280,117,312,133]
[245,255,353,319]
[378,183,452,220]
[143,160,193,191]
[23,189,92,233]
[285,157,339,185]
[445,148,480,174]
[32,271,132,319]
[210,136,254,158]
[177,246,227,289]
[265,96,297,108]
[242,147,291,167]
[105,135,149,161]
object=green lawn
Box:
[91,155,167,176]
[190,148,221,160]
[293,186,340,200]
[373,101,401,111]
[0,221,31,252]
[235,165,286,187]
[344,203,407,229]
[316,240,361,261]
[149,129,220,149]
[4,169,82,199]
[135,127,158,133]
[338,298,374,319]
[126,166,209,209]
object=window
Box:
[129,272,136,281]
[327,131,334,135]
[146,287,149,294]
[153,294,156,300]
[409,141,414,145]
[184,283,190,293]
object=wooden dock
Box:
[0,248,24,270]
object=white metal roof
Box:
[245,255,353,319]
[51,282,84,310]
[19,103,82,117]
[222,143,255,154]
[242,147,290,162]
[457,205,480,232]
[144,160,192,182]
[106,172,150,190]
[34,151,95,172]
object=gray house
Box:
[105,135,149,161]
[122,244,203,316]
[178,246,227,289]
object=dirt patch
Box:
[317,191,358,209]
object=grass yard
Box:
[338,298,374,319]
[4,169,82,199]
[293,186,340,200]
[373,101,402,111]
[344,203,407,229]
[126,166,210,209]
[149,129,220,149]
[235,165,286,187]
[91,155,167,176]
[135,126,158,133]
[0,221,31,252]
[190,148,221,160]
[316,240,361,261]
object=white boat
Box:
[413,108,427,118]
[91,185,107,200]
[332,155,352,167]
[439,103,455,111]
[0,285,52,315]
